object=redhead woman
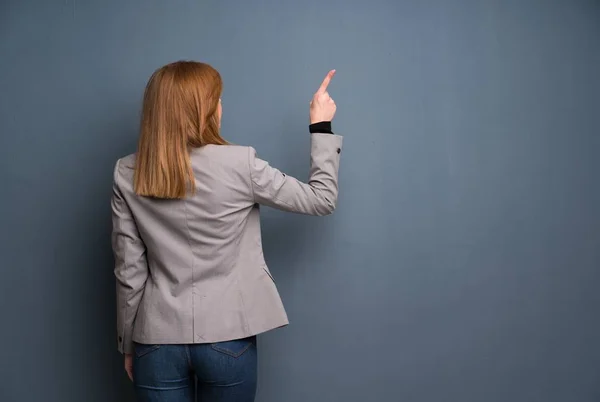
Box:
[111,61,342,401]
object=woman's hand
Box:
[124,353,134,381]
[310,70,337,124]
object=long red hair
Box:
[134,61,227,199]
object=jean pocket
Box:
[211,337,255,358]
[134,343,161,358]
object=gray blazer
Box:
[111,133,343,354]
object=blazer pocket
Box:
[211,337,255,358]
[262,265,275,282]
[134,343,161,358]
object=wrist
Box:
[309,121,333,134]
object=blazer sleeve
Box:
[111,159,149,354]
[248,133,343,216]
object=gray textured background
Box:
[1,1,599,401]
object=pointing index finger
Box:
[317,69,336,93]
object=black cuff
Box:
[309,121,333,134]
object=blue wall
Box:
[1,1,599,401]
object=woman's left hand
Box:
[124,353,133,381]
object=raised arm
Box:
[248,70,343,215]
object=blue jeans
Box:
[133,336,257,402]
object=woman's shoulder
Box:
[192,143,251,162]
[116,153,136,169]
[111,153,136,186]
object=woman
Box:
[111,60,342,401]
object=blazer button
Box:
[337,148,341,154]
[118,336,122,342]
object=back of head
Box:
[134,60,227,199]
